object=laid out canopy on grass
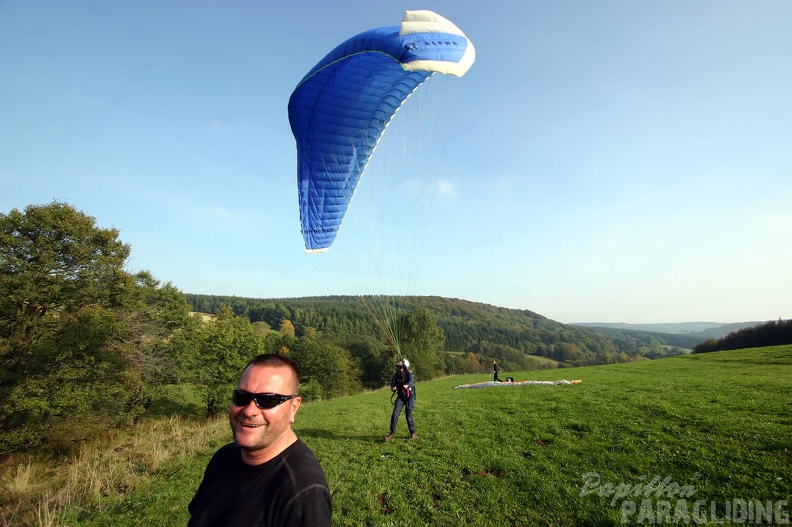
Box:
[454,379,583,389]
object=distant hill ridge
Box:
[572,321,765,334]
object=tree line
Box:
[693,319,792,353]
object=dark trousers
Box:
[390,396,415,435]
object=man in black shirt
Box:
[188,354,332,526]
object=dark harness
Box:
[391,370,413,404]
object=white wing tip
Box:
[399,10,476,77]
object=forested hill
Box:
[184,294,688,366]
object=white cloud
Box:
[435,178,457,198]
[210,206,234,220]
[401,178,457,198]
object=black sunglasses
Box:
[232,390,297,409]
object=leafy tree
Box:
[290,335,361,399]
[171,313,206,384]
[195,307,263,417]
[122,271,198,407]
[261,322,297,357]
[1,304,137,449]
[553,343,582,362]
[249,321,272,341]
[279,319,296,338]
[341,334,392,387]
[399,309,445,379]
[447,352,484,374]
[0,201,191,451]
[0,201,131,364]
[299,378,323,403]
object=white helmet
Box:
[401,358,410,369]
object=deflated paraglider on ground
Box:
[288,10,476,253]
[454,379,584,389]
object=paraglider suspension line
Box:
[359,295,401,361]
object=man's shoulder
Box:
[206,442,240,466]
[215,442,239,456]
[280,440,329,486]
[277,441,333,525]
[282,440,323,468]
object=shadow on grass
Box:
[146,398,204,420]
[299,428,418,444]
[145,385,205,420]
[297,428,339,439]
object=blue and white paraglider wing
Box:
[288,10,475,253]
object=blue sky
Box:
[2,1,791,324]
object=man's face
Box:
[229,364,301,457]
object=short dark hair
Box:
[244,354,301,391]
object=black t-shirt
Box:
[188,439,332,527]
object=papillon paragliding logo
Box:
[288,10,475,355]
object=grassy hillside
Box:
[5,346,790,526]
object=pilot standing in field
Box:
[385,358,417,441]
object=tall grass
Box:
[2,346,790,526]
[0,416,229,526]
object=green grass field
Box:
[7,346,791,526]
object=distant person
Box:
[493,360,502,382]
[385,358,416,441]
[188,354,332,527]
